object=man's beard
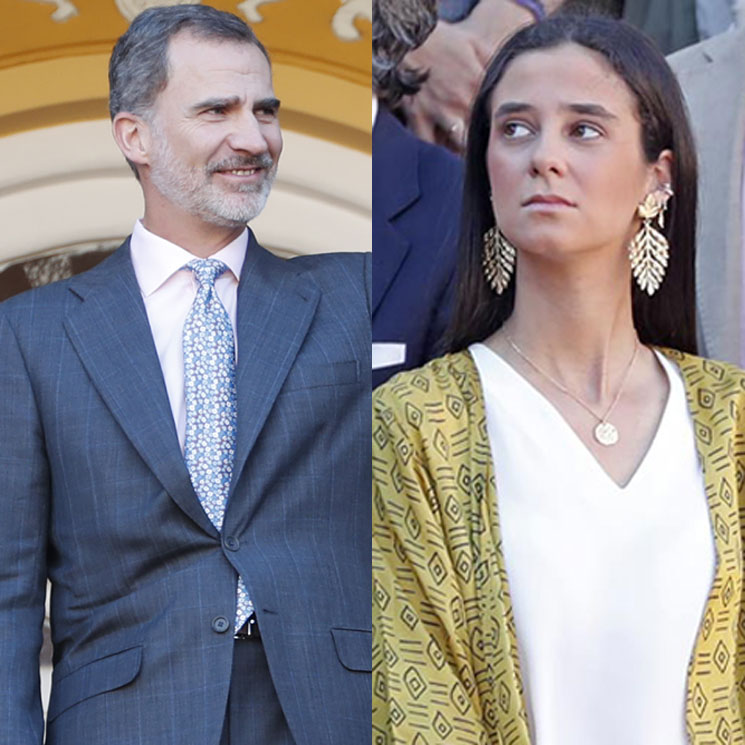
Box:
[148,134,276,228]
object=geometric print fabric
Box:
[183,258,252,632]
[372,348,745,745]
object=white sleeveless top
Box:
[469,343,715,745]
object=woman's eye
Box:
[502,121,532,139]
[572,123,602,140]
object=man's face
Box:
[144,31,282,228]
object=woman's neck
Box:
[493,252,640,405]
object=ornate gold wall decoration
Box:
[237,0,285,23]
[114,0,202,22]
[1,0,370,143]
[331,0,371,41]
[26,0,79,23]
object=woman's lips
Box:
[522,194,577,210]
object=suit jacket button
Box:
[224,536,240,551]
[212,616,230,634]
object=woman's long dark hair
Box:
[446,14,698,354]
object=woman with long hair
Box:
[372,14,745,744]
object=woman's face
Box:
[486,42,671,262]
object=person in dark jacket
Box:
[373,0,463,387]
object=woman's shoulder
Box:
[372,350,488,443]
[373,350,481,408]
[658,347,745,390]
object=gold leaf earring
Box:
[483,226,516,295]
[628,183,673,296]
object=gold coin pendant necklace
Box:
[505,335,640,447]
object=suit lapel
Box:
[228,232,320,500]
[372,108,419,315]
[63,243,216,537]
[373,219,411,316]
[64,236,320,532]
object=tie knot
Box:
[186,258,230,288]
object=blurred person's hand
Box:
[402,18,491,152]
[401,0,561,153]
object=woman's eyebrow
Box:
[493,101,618,120]
[565,102,618,119]
[493,101,535,118]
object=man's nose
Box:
[226,112,269,154]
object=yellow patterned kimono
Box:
[372,349,745,745]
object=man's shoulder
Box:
[414,132,462,185]
[1,273,78,328]
[288,251,370,297]
[0,243,127,329]
[288,250,368,272]
[377,108,461,176]
[668,26,745,77]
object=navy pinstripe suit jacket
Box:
[0,233,371,745]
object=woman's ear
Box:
[649,148,674,195]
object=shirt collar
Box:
[130,219,248,297]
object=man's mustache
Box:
[208,154,275,174]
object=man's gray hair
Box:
[109,4,269,119]
[109,4,269,176]
[373,0,437,107]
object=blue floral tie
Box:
[183,258,253,632]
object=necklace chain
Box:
[504,333,640,446]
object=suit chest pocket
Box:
[281,360,360,391]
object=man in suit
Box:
[0,6,370,745]
[372,108,462,387]
[669,19,745,364]
[372,0,463,388]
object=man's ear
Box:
[112,112,152,172]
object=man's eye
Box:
[206,106,227,115]
[502,121,532,139]
[572,123,602,140]
[257,107,277,118]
